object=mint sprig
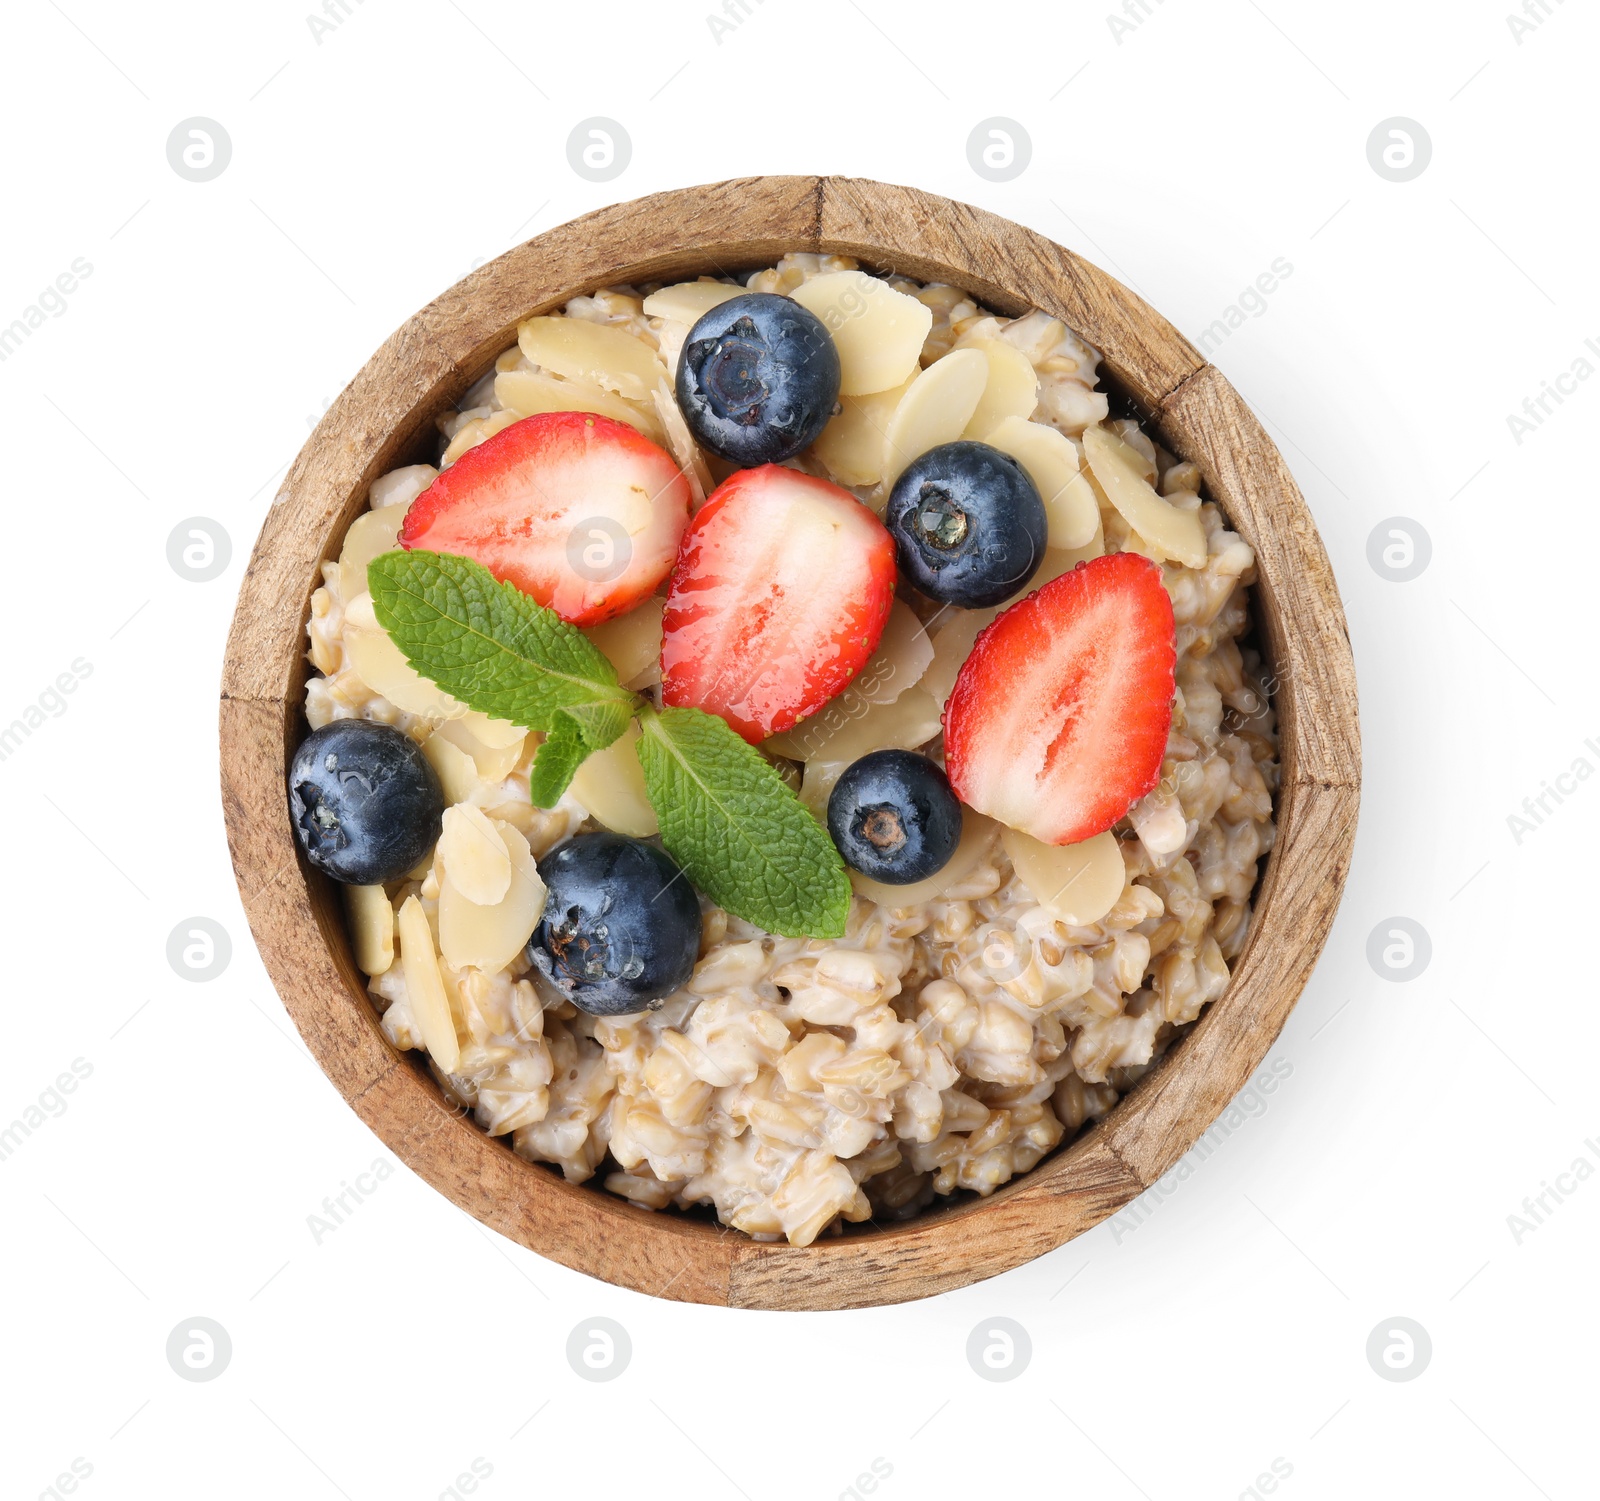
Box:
[637,705,850,939]
[527,714,590,808]
[365,549,852,938]
[368,549,634,744]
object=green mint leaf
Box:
[527,714,590,808]
[558,695,635,755]
[636,704,851,939]
[367,549,636,738]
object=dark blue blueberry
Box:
[674,292,841,466]
[885,440,1047,609]
[528,833,702,1015]
[289,719,445,885]
[827,750,963,885]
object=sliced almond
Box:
[641,280,743,324]
[369,464,437,510]
[998,312,1069,366]
[882,349,989,485]
[960,339,1040,440]
[790,270,932,395]
[494,367,665,446]
[1127,788,1190,866]
[568,721,658,838]
[398,894,460,1072]
[441,407,520,468]
[458,709,525,749]
[344,884,395,977]
[998,544,1099,610]
[585,595,665,691]
[812,374,914,488]
[652,381,711,506]
[798,759,849,821]
[516,316,665,403]
[1053,521,1105,569]
[923,607,997,710]
[433,718,524,784]
[438,804,513,905]
[767,686,942,766]
[1001,827,1126,925]
[851,600,933,707]
[343,594,467,720]
[982,415,1098,550]
[852,812,996,907]
[582,597,665,688]
[1082,425,1207,569]
[1108,418,1159,481]
[421,730,480,805]
[338,507,407,605]
[437,820,548,975]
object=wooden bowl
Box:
[220,176,1359,1310]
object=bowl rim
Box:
[220,174,1360,1311]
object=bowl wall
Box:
[220,175,1360,1310]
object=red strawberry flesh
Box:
[661,465,897,743]
[944,551,1177,845]
[399,410,690,627]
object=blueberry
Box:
[885,440,1047,609]
[827,750,963,885]
[528,833,702,1015]
[675,292,841,466]
[289,719,445,885]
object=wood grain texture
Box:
[219,176,1360,1311]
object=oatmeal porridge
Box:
[289,252,1278,1247]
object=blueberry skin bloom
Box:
[528,833,703,1016]
[885,440,1048,609]
[827,750,963,885]
[675,292,842,466]
[289,719,445,885]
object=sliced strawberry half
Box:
[944,551,1176,845]
[399,411,691,627]
[661,465,897,743]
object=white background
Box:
[2,0,1594,1497]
